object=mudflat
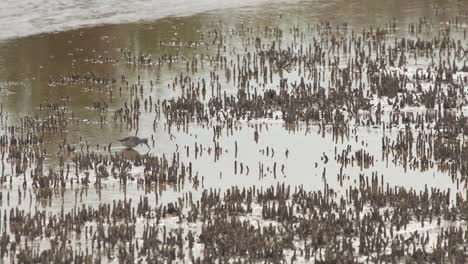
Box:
[0,0,466,262]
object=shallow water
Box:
[0,0,466,209]
[0,0,465,192]
[0,0,467,262]
[1,0,466,182]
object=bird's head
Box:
[141,138,150,149]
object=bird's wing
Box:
[118,137,131,142]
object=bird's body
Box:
[118,136,150,149]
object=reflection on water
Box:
[0,0,465,162]
[0,0,467,262]
[119,148,143,161]
[0,0,466,191]
[0,0,466,194]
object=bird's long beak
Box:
[145,142,151,150]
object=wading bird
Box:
[118,136,150,150]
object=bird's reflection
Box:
[119,148,142,161]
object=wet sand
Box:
[0,0,467,263]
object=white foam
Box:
[0,0,285,42]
